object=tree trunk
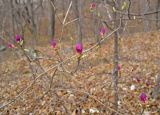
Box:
[92,0,99,43]
[10,0,15,42]
[112,0,120,113]
[113,15,119,114]
[48,0,55,39]
[144,0,150,32]
[62,0,65,19]
[26,0,37,48]
[156,0,160,29]
[72,0,83,43]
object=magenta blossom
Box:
[15,34,22,42]
[134,77,141,83]
[139,92,147,103]
[75,43,83,54]
[7,43,15,48]
[50,39,56,48]
[117,64,121,71]
[90,2,96,9]
[145,80,151,86]
[99,27,107,37]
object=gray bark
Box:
[92,0,99,43]
[144,0,150,32]
[112,0,121,113]
[48,0,55,39]
[27,0,37,48]
[10,0,15,39]
[156,0,160,29]
[72,0,83,43]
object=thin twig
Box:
[36,68,57,100]
[63,1,72,25]
[54,88,124,115]
[0,22,121,110]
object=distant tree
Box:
[112,0,122,112]
[48,0,55,40]
[10,0,15,41]
[91,0,99,43]
[143,0,150,32]
[26,0,37,48]
[156,0,160,29]
[62,0,65,19]
[72,0,83,43]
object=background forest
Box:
[0,0,160,114]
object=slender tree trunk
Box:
[112,0,120,113]
[48,0,55,39]
[113,15,119,113]
[62,0,65,19]
[144,0,150,32]
[10,0,15,42]
[92,0,99,43]
[156,0,160,29]
[26,0,37,48]
[73,0,83,43]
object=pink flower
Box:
[134,77,141,83]
[50,39,56,48]
[75,43,83,54]
[7,43,15,48]
[117,64,121,71]
[15,34,22,42]
[90,2,96,9]
[139,92,147,103]
[136,77,141,83]
[145,80,151,86]
[99,27,107,37]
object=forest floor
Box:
[0,31,160,114]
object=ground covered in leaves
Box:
[0,31,160,114]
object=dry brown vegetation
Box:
[0,30,160,114]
